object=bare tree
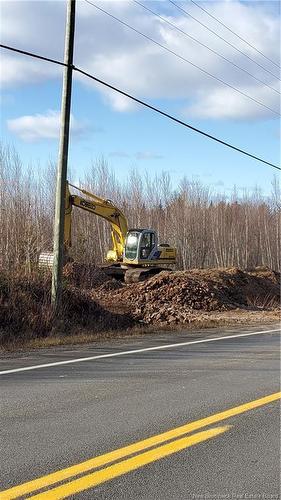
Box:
[0,142,280,274]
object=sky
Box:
[0,0,280,195]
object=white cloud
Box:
[7,110,86,142]
[0,0,280,120]
[187,84,280,120]
[1,53,61,87]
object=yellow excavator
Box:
[39,181,176,283]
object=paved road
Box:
[0,323,280,499]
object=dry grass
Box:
[1,309,279,352]
[246,293,279,310]
[0,270,135,349]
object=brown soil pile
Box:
[1,265,279,346]
[98,267,280,325]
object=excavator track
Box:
[100,263,126,280]
[124,267,170,284]
[101,264,170,283]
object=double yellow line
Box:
[1,392,280,499]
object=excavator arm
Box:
[65,182,128,262]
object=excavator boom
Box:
[65,182,128,261]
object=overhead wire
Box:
[168,0,280,81]
[83,0,280,117]
[0,43,66,67]
[0,43,280,171]
[190,0,280,69]
[133,0,280,95]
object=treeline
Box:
[0,144,280,274]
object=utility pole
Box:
[51,0,76,309]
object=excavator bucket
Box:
[38,251,54,270]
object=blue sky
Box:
[0,0,280,195]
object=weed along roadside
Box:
[0,265,279,350]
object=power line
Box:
[190,0,280,69]
[168,0,280,81]
[0,43,280,171]
[0,43,66,67]
[133,0,280,95]
[74,68,281,171]
[84,0,280,117]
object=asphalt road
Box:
[0,323,280,499]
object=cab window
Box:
[140,232,155,259]
[125,232,139,260]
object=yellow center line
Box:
[30,426,230,499]
[1,392,280,500]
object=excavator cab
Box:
[123,229,176,266]
[124,230,155,261]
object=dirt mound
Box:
[104,267,280,325]
[247,266,280,280]
[96,279,124,292]
[1,265,279,346]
